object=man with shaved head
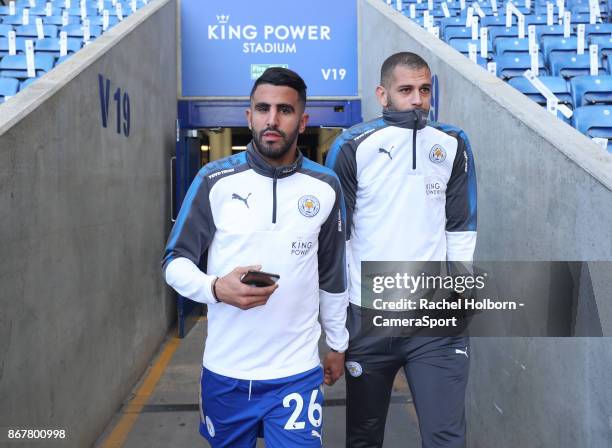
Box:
[327,52,477,448]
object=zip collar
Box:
[382,109,427,170]
[246,142,302,179]
[382,108,428,130]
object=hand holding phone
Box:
[240,270,280,287]
[214,265,278,310]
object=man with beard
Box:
[326,52,477,448]
[163,67,348,447]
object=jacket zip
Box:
[412,115,418,170]
[272,170,278,223]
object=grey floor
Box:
[97,318,421,447]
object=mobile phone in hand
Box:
[240,270,280,287]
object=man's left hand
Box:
[323,351,345,386]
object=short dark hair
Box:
[250,67,307,106]
[380,52,430,87]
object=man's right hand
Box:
[214,265,278,310]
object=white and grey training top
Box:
[326,109,478,307]
[163,144,349,380]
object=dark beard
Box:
[252,125,300,160]
[386,97,428,114]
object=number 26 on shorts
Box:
[283,389,322,430]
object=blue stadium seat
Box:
[412,3,433,11]
[572,105,612,152]
[534,5,555,14]
[589,35,612,58]
[525,15,549,26]
[440,17,466,38]
[584,23,612,39]
[493,5,530,14]
[0,36,27,56]
[568,0,606,8]
[427,9,450,18]
[0,76,19,99]
[105,8,128,18]
[450,39,494,56]
[570,75,612,106]
[42,16,81,26]
[496,53,548,79]
[444,26,473,43]
[508,75,573,108]
[536,25,567,40]
[570,5,593,15]
[482,15,517,27]
[15,24,59,38]
[477,0,500,6]
[479,6,495,15]
[570,3,610,18]
[446,6,465,16]
[515,5,532,14]
[549,53,607,78]
[88,15,120,28]
[570,13,592,23]
[60,24,103,39]
[1,15,27,26]
[495,37,530,56]
[105,2,140,16]
[458,5,494,15]
[0,53,55,79]
[66,7,101,17]
[541,36,578,61]
[489,26,520,46]
[0,24,13,37]
[29,6,62,16]
[35,37,83,54]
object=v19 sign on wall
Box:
[180,0,358,98]
[98,74,131,137]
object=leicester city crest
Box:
[345,361,363,377]
[298,195,320,218]
[429,144,446,164]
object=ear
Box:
[375,85,388,108]
[245,108,252,130]
[299,113,309,134]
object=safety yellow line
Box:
[100,336,181,448]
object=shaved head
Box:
[380,52,430,88]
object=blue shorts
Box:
[199,366,324,448]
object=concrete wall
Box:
[359,1,612,446]
[0,0,177,446]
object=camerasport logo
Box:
[298,195,320,217]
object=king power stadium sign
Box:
[180,0,358,98]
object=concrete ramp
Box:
[0,1,177,446]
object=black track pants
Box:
[345,304,470,448]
